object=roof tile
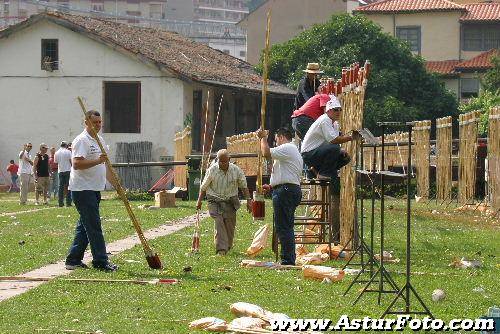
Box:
[455,49,499,70]
[461,3,500,22]
[354,0,464,13]
[425,60,460,75]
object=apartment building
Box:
[354,0,500,99]
[194,0,249,24]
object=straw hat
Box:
[303,63,324,74]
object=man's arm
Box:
[331,135,353,144]
[72,154,106,170]
[257,130,271,160]
[196,190,206,210]
[32,156,39,177]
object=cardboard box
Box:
[155,190,175,208]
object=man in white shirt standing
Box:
[54,141,73,207]
[258,127,303,265]
[65,110,119,272]
[196,149,252,255]
[301,96,356,180]
[18,142,33,205]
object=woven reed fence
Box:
[174,126,191,188]
[414,120,431,199]
[336,62,370,248]
[115,141,153,190]
[458,111,480,204]
[226,132,262,176]
[488,106,500,212]
[436,116,453,201]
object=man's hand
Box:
[246,198,252,213]
[351,130,362,141]
[98,153,108,164]
[196,200,202,211]
[256,129,269,139]
[262,184,272,194]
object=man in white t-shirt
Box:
[54,141,73,207]
[65,110,119,272]
[301,96,356,179]
[258,127,303,265]
[18,142,33,205]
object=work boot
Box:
[65,262,89,270]
[94,262,118,272]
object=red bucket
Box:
[251,191,265,220]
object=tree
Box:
[482,55,500,93]
[459,56,500,137]
[261,14,458,133]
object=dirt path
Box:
[0,207,59,217]
[0,211,209,302]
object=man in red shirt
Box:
[291,93,331,140]
[6,160,19,192]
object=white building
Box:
[0,12,293,187]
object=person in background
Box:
[294,62,322,110]
[6,160,19,193]
[18,143,33,205]
[55,141,73,207]
[291,93,331,140]
[33,143,50,205]
[196,149,252,256]
[48,147,58,199]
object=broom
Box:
[76,97,162,270]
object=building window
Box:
[463,25,500,51]
[57,0,70,13]
[3,2,9,14]
[150,3,164,19]
[41,39,58,71]
[396,26,421,54]
[222,49,230,54]
[104,82,141,133]
[126,10,141,23]
[239,50,246,57]
[460,78,480,99]
[91,0,104,12]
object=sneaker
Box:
[94,262,118,272]
[216,250,227,256]
[65,262,89,270]
[35,202,40,206]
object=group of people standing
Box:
[197,62,358,266]
[8,141,73,207]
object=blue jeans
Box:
[66,191,109,267]
[9,174,19,192]
[272,184,302,265]
[50,171,58,197]
[58,171,72,206]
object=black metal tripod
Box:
[382,122,434,318]
[352,123,401,305]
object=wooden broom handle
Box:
[76,97,151,252]
[257,10,271,193]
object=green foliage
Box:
[459,90,500,137]
[119,190,154,201]
[262,14,458,133]
[482,55,500,93]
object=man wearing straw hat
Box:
[294,62,322,110]
[301,96,357,179]
[196,149,252,255]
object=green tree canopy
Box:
[262,14,458,133]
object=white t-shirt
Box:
[54,147,72,173]
[301,114,340,153]
[270,142,303,187]
[18,150,33,175]
[69,130,109,191]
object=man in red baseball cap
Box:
[291,93,331,140]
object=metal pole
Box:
[370,145,376,276]
[406,124,412,313]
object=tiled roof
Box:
[455,49,499,70]
[425,60,460,75]
[0,13,293,95]
[354,0,464,13]
[461,3,500,22]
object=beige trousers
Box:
[19,173,32,204]
[35,176,50,202]
[207,196,240,252]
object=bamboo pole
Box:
[488,106,500,211]
[458,111,480,204]
[436,116,453,201]
[257,10,271,194]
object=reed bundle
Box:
[458,111,480,204]
[436,116,453,200]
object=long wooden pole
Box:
[76,97,162,269]
[257,10,271,193]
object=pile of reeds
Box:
[488,106,500,211]
[174,126,191,188]
[436,116,453,201]
[226,132,262,176]
[458,111,480,204]
[413,120,431,199]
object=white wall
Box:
[0,19,186,167]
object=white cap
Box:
[326,96,342,112]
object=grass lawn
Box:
[0,192,499,333]
[0,192,197,276]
